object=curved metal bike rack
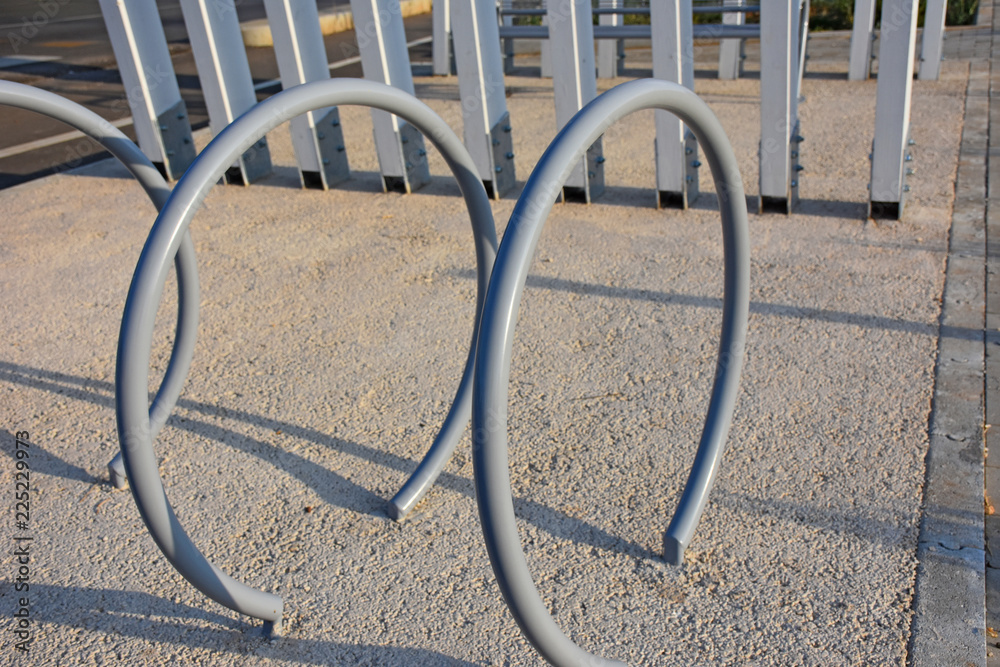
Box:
[0,80,200,489]
[471,78,751,666]
[115,79,498,633]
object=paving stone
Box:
[911,543,986,667]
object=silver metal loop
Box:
[0,80,200,490]
[115,79,498,632]
[471,78,751,666]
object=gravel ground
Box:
[0,48,970,665]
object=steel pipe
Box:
[496,7,546,16]
[498,24,763,40]
[719,0,747,80]
[691,4,760,11]
[798,0,810,101]
[0,80,200,491]
[472,78,750,666]
[115,79,497,632]
[500,6,759,15]
[597,0,624,79]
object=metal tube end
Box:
[386,498,408,522]
[108,453,128,490]
[263,616,283,638]
[662,534,686,567]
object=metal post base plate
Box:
[384,121,432,194]
[868,127,910,221]
[657,130,701,210]
[485,112,516,199]
[155,99,197,182]
[757,122,801,215]
[562,139,605,204]
[224,137,273,185]
[303,107,350,190]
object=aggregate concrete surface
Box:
[0,30,980,667]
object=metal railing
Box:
[105,76,748,662]
[6,38,751,667]
[113,78,499,634]
[0,80,201,493]
[472,78,750,666]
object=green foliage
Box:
[946,0,980,25]
[809,0,979,30]
[810,0,854,31]
[545,1,980,31]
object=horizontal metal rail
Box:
[498,23,762,40]
[500,6,759,15]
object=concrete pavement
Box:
[0,8,996,666]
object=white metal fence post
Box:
[547,0,603,202]
[651,0,698,208]
[349,0,432,193]
[718,0,745,80]
[540,11,553,79]
[759,0,799,214]
[849,0,877,81]
[98,0,196,181]
[263,0,350,190]
[918,0,947,80]
[178,0,272,185]
[432,0,453,75]
[597,0,622,79]
[452,0,515,198]
[870,0,918,219]
[499,0,515,74]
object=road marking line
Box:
[40,41,96,48]
[0,35,432,160]
[0,3,183,30]
[0,117,133,160]
[0,55,60,69]
[253,36,432,91]
[0,12,106,30]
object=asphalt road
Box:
[0,1,432,189]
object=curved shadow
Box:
[710,489,917,549]
[532,183,869,221]
[11,582,481,665]
[0,360,659,564]
[445,268,975,341]
[113,80,500,628]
